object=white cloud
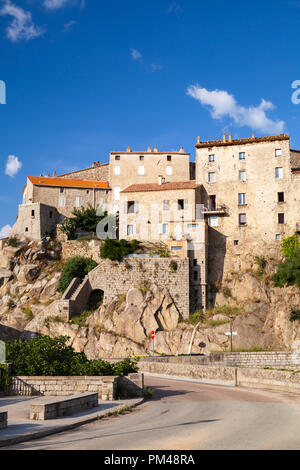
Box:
[5,155,22,178]
[44,0,73,9]
[187,85,285,135]
[0,224,11,239]
[151,63,163,72]
[64,20,76,32]
[167,2,183,15]
[0,1,44,42]
[130,49,142,61]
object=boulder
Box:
[17,264,41,283]
[0,268,13,287]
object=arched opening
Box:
[86,289,104,312]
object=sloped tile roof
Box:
[28,176,110,189]
[121,181,201,193]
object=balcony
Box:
[203,204,227,216]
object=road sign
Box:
[225,332,238,336]
[151,331,155,340]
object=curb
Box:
[143,372,236,387]
[0,398,144,448]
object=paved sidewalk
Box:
[0,395,143,448]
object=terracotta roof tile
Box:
[28,176,110,189]
[121,181,201,193]
[290,150,300,170]
[195,134,290,149]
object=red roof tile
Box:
[28,176,110,189]
[121,181,201,193]
[196,134,289,149]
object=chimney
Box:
[127,146,131,152]
[158,175,163,185]
[223,133,226,142]
[228,132,232,142]
[147,146,152,152]
[53,171,57,177]
[97,161,101,167]
[252,132,255,139]
[153,146,158,153]
[180,147,185,153]
[197,136,201,144]
[92,162,96,167]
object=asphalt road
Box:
[4,376,300,450]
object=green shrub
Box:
[290,310,300,322]
[100,238,140,261]
[0,364,10,392]
[22,307,33,320]
[273,247,300,288]
[169,260,178,272]
[151,243,170,258]
[60,205,113,240]
[7,236,19,247]
[5,335,138,377]
[281,233,300,259]
[58,256,98,293]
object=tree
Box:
[58,256,98,293]
[100,238,140,261]
[273,246,300,288]
[281,233,300,259]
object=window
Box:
[114,187,120,201]
[278,192,284,202]
[275,149,282,157]
[127,225,136,235]
[59,196,66,207]
[31,210,35,217]
[25,227,28,232]
[163,200,169,210]
[86,190,90,194]
[178,199,184,210]
[166,165,173,176]
[139,156,144,161]
[234,240,239,246]
[209,216,218,227]
[171,246,182,251]
[239,152,246,160]
[187,224,199,229]
[275,234,281,240]
[209,195,216,210]
[60,187,64,193]
[239,170,246,182]
[238,193,246,205]
[208,172,216,183]
[138,165,145,175]
[278,213,285,224]
[115,155,120,160]
[76,197,83,208]
[209,154,215,162]
[163,223,169,234]
[114,166,120,175]
[167,155,172,161]
[239,213,247,226]
[49,211,53,219]
[193,259,197,266]
[193,271,198,281]
[275,167,283,179]
[127,201,138,214]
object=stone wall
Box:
[0,412,7,430]
[58,164,110,182]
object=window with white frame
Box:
[275,234,281,240]
[275,149,282,157]
[208,172,216,183]
[275,167,283,179]
[59,196,66,207]
[163,223,169,234]
[209,216,218,227]
[239,170,246,182]
[239,213,247,226]
[127,225,136,236]
[114,166,120,175]
[239,152,246,160]
[166,165,173,176]
[209,154,215,162]
[163,200,169,210]
[114,187,120,201]
[138,165,145,175]
[238,193,246,205]
[76,197,84,208]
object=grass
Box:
[22,306,33,320]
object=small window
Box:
[239,152,246,160]
[31,210,35,217]
[278,213,285,224]
[25,227,28,232]
[127,201,135,214]
[275,149,282,157]
[59,196,66,207]
[275,167,283,179]
[275,234,281,240]
[238,193,246,205]
[163,200,169,210]
[178,199,184,210]
[138,166,145,175]
[187,224,199,229]
[167,155,172,161]
[209,154,215,162]
[60,187,64,193]
[193,271,198,281]
[127,225,136,235]
[163,223,169,234]
[234,240,239,246]
[239,170,246,182]
[239,213,247,226]
[115,155,120,160]
[278,192,284,202]
[76,197,83,208]
[86,190,90,194]
[114,187,120,201]
[171,246,182,251]
[208,172,216,183]
[193,259,197,266]
[49,211,53,219]
[114,166,120,175]
[209,216,218,227]
[139,156,144,161]
[166,165,173,176]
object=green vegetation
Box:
[0,364,10,392]
[58,256,98,293]
[7,236,19,247]
[169,260,178,272]
[255,256,267,277]
[60,204,112,240]
[150,243,170,258]
[100,238,140,262]
[290,310,300,322]
[281,233,300,259]
[5,335,138,377]
[273,247,300,288]
[22,306,33,320]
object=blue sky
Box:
[0,0,300,234]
